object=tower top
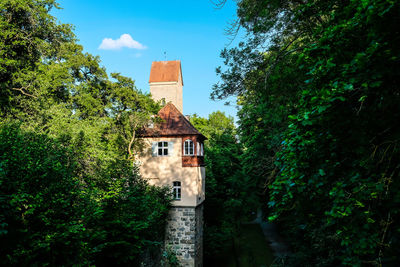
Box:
[149,60,183,85]
[149,60,184,112]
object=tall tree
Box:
[0,1,171,265]
[214,0,400,265]
[0,0,161,177]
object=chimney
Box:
[149,60,183,113]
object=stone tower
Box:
[138,61,205,266]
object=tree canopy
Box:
[0,1,172,265]
[214,0,400,265]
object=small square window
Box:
[157,142,168,156]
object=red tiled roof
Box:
[149,60,183,84]
[139,103,206,139]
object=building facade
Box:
[138,61,205,266]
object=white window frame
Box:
[157,141,169,156]
[152,141,173,157]
[184,139,194,156]
[197,142,204,156]
[172,181,181,200]
[196,142,201,156]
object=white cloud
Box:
[99,34,146,50]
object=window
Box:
[184,139,194,155]
[173,181,181,200]
[152,141,173,157]
[158,141,168,156]
[197,142,204,156]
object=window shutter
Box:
[197,142,200,155]
[168,141,174,156]
[151,142,158,157]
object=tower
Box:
[138,61,205,266]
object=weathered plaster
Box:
[138,137,205,207]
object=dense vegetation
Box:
[0,0,171,265]
[191,112,258,264]
[214,0,400,265]
[2,0,400,266]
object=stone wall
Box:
[165,205,203,266]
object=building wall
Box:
[197,167,205,206]
[150,74,183,113]
[165,205,204,267]
[138,137,204,207]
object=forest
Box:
[1,0,400,266]
[0,0,171,265]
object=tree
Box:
[0,0,162,178]
[0,123,88,265]
[0,0,75,111]
[214,0,400,265]
[191,112,257,262]
[0,1,171,265]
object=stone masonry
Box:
[165,204,204,267]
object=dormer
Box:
[149,61,183,113]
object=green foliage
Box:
[0,0,160,165]
[88,162,171,266]
[0,124,171,266]
[0,123,87,265]
[161,246,180,267]
[191,111,236,137]
[214,0,400,265]
[0,0,170,265]
[191,112,258,261]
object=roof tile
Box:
[139,103,205,139]
[149,60,183,84]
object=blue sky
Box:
[53,0,240,120]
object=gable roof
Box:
[139,103,206,139]
[149,60,183,85]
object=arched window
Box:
[184,139,194,155]
[173,181,181,200]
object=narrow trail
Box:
[249,209,290,258]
